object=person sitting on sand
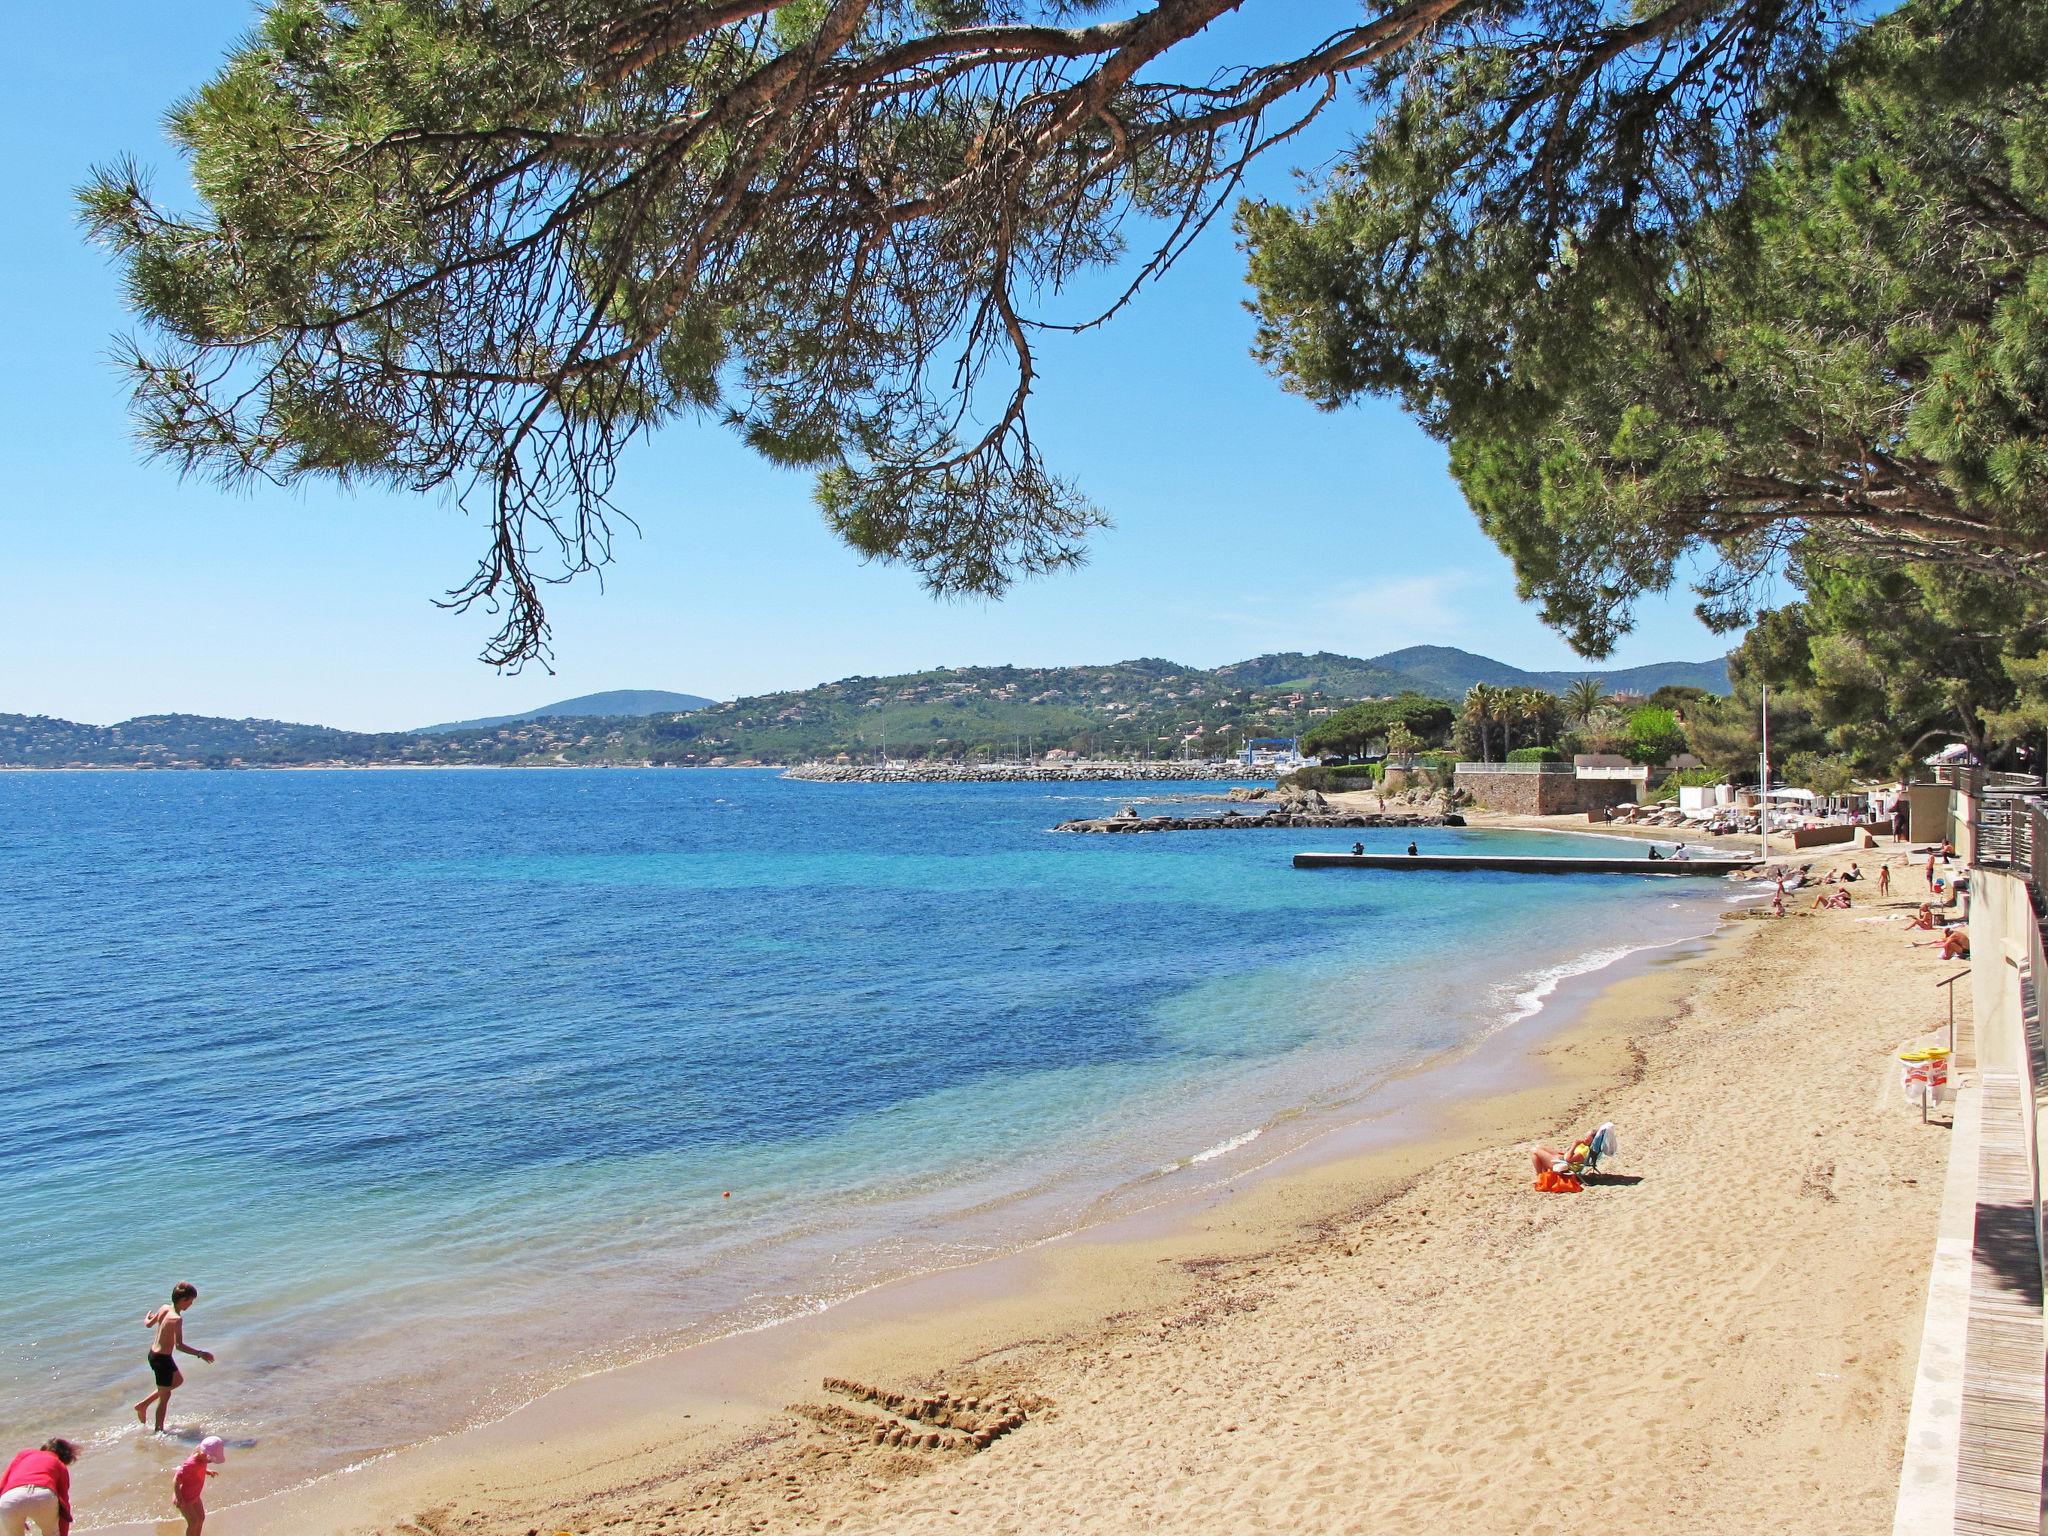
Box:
[171,1437,225,1536]
[0,1439,76,1536]
[1531,1126,1616,1192]
[1842,863,1863,882]
[1915,927,1971,960]
[135,1283,213,1434]
[1907,904,1937,931]
[1811,888,1850,910]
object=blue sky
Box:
[4,4,1745,732]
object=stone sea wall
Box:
[1452,769,1638,816]
[1054,810,1457,834]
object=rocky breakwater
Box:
[1054,786,1463,834]
[785,761,1269,783]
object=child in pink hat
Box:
[170,1437,224,1534]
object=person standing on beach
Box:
[170,1437,224,1535]
[0,1439,76,1536]
[1879,863,1891,897]
[134,1283,213,1433]
[1925,849,1938,893]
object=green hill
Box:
[1,646,1729,768]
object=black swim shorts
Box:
[148,1350,177,1387]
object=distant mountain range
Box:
[3,647,1726,769]
[1213,646,1728,700]
[417,688,714,732]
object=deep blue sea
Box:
[0,769,1726,1524]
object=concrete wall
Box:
[1910,782,1956,847]
[1792,823,1875,849]
[1454,768,1639,816]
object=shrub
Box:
[1506,746,1568,764]
[1284,763,1381,791]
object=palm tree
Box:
[1498,688,1527,754]
[1461,684,1498,763]
[1565,678,1609,726]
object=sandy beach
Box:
[186,836,1960,1536]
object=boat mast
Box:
[1758,684,1770,863]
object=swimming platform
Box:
[1292,851,1762,876]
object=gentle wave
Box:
[1495,945,1643,1027]
[1157,1126,1265,1174]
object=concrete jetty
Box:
[1292,851,1761,876]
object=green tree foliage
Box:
[1624,706,1689,766]
[86,0,1862,665]
[1572,705,1634,758]
[1242,0,2048,658]
[1563,678,1609,725]
[1781,751,1857,796]
[1717,555,2048,774]
[1298,693,1455,758]
[1455,684,1565,761]
[1458,684,1500,764]
[1646,685,1715,713]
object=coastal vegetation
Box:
[1297,695,1455,761]
[1244,0,2048,658]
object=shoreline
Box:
[204,842,1949,1536]
[150,892,1741,1536]
[75,842,1946,1536]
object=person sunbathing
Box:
[1915,927,1970,959]
[1530,1125,1617,1191]
[1811,888,1850,910]
[1907,905,1937,931]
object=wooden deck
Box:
[1955,1074,2048,1535]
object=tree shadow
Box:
[1973,1198,2045,1302]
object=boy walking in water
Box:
[171,1436,225,1534]
[134,1283,213,1432]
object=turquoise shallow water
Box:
[0,769,1724,1524]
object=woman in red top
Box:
[0,1439,76,1536]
